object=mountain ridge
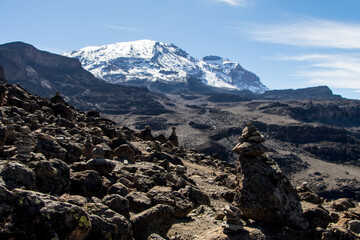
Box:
[63,39,268,94]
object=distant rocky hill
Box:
[63,40,268,94]
[0,42,169,115]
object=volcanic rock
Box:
[233,123,309,229]
[85,158,116,175]
[0,161,36,190]
[34,158,70,195]
[70,170,104,198]
[114,144,136,163]
[101,194,130,219]
[131,204,174,240]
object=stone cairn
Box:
[92,145,105,160]
[168,126,179,147]
[232,122,309,230]
[222,205,244,233]
[83,135,94,159]
[15,126,36,161]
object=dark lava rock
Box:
[70,170,104,198]
[0,187,91,240]
[131,204,174,240]
[0,161,36,190]
[84,202,133,239]
[108,182,129,197]
[101,194,130,219]
[34,158,70,195]
[114,144,136,163]
[304,207,333,229]
[126,191,152,213]
[86,158,116,175]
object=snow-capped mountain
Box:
[63,40,268,93]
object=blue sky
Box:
[2,0,360,99]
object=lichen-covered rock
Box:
[131,204,174,240]
[0,161,36,190]
[0,187,91,240]
[34,158,70,195]
[233,123,309,230]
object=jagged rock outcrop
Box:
[232,123,309,229]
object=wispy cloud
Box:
[278,54,360,89]
[215,0,248,7]
[248,19,360,49]
[104,24,141,32]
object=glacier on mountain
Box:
[63,40,268,93]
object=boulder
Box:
[126,191,152,213]
[304,207,333,229]
[70,170,104,198]
[147,186,193,218]
[84,202,133,239]
[233,123,308,230]
[114,144,136,163]
[131,204,174,240]
[35,137,67,161]
[85,214,118,240]
[0,187,91,240]
[108,182,129,196]
[34,158,70,195]
[322,223,358,240]
[0,161,36,190]
[86,158,116,175]
[101,194,130,219]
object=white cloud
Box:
[279,54,360,89]
[215,0,248,7]
[104,24,141,32]
[249,19,360,49]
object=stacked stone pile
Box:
[14,126,36,161]
[232,122,309,230]
[221,205,244,233]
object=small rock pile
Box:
[14,126,36,161]
[222,205,243,233]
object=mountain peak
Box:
[63,40,268,93]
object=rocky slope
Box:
[0,81,359,239]
[63,40,268,94]
[0,41,169,115]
